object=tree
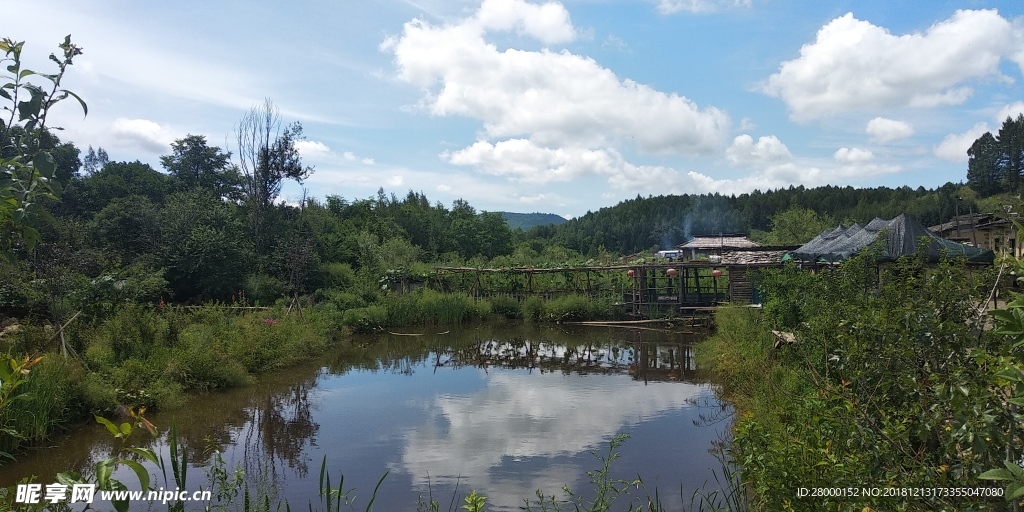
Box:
[234,99,313,252]
[160,134,239,198]
[160,189,247,300]
[0,35,86,254]
[82,145,108,175]
[967,115,1024,197]
[758,206,836,246]
[996,114,1024,193]
[68,161,172,216]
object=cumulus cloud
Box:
[294,142,375,167]
[995,101,1024,123]
[934,122,990,162]
[394,369,708,510]
[444,139,621,184]
[866,117,914,143]
[445,135,904,198]
[384,0,729,155]
[111,118,176,153]
[295,140,332,159]
[655,0,751,14]
[834,147,874,164]
[725,134,792,167]
[475,0,576,44]
[764,10,1024,121]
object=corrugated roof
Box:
[679,236,760,250]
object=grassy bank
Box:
[698,254,1015,511]
[327,290,618,333]
[1,290,619,456]
[0,304,329,456]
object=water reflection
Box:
[0,324,725,512]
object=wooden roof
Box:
[679,235,760,250]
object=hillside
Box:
[522,183,976,256]
[499,212,568,231]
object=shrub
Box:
[317,262,355,289]
[543,295,596,322]
[342,306,387,333]
[490,295,521,319]
[244,273,288,305]
[521,296,543,321]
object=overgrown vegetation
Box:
[699,248,1019,510]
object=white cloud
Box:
[995,101,1024,123]
[295,143,376,167]
[444,139,620,184]
[394,368,709,511]
[738,117,757,131]
[475,0,576,44]
[386,175,405,187]
[764,10,1024,121]
[725,134,792,167]
[518,193,547,203]
[295,140,332,159]
[655,0,751,15]
[865,117,914,143]
[934,122,990,162]
[385,1,729,155]
[110,118,176,153]
[834,147,874,164]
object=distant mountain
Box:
[499,212,568,231]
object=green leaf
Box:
[55,471,82,485]
[121,459,150,491]
[126,447,159,465]
[95,415,121,437]
[33,151,55,179]
[119,422,131,436]
[17,69,33,79]
[1005,459,1024,479]
[995,368,1024,383]
[62,89,87,117]
[978,468,1013,480]
[96,458,114,488]
[16,93,42,122]
[1010,484,1024,501]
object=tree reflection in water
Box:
[241,371,320,481]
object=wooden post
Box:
[696,268,704,303]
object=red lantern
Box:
[627,269,635,278]
[712,269,722,278]
[666,268,677,277]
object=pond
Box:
[0,322,730,511]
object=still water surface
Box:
[0,323,729,511]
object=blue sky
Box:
[9,0,1024,218]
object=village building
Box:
[675,234,760,260]
[928,213,1021,259]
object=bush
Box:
[521,296,543,321]
[342,306,387,333]
[543,295,598,322]
[317,262,355,289]
[490,295,521,319]
[244,273,288,305]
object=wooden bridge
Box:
[428,258,780,319]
